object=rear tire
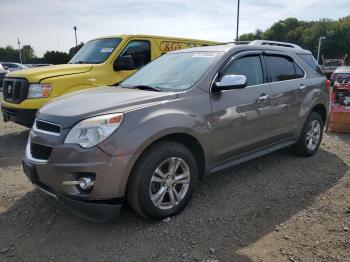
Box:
[127,141,198,220]
[293,112,324,157]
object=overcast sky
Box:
[0,0,349,57]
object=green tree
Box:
[69,42,84,58]
[21,45,35,63]
[0,45,20,62]
[238,16,350,64]
[43,51,70,64]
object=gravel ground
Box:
[0,111,349,261]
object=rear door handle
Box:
[299,85,306,90]
[257,94,271,103]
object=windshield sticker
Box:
[192,53,217,58]
[100,47,114,53]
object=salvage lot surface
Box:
[0,111,350,261]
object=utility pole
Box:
[236,0,240,40]
[317,36,326,64]
[73,26,78,47]
[57,32,60,50]
[17,38,22,64]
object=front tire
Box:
[127,141,198,219]
[293,112,324,157]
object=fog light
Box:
[78,177,94,191]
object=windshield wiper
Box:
[124,85,162,92]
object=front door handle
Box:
[257,94,271,103]
[299,85,306,90]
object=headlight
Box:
[28,84,52,98]
[65,113,123,148]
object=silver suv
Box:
[22,40,329,221]
[0,62,28,72]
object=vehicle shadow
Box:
[0,129,29,168]
[0,147,348,262]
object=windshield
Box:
[121,52,221,91]
[69,38,121,64]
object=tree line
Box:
[0,42,84,65]
[1,16,349,65]
[238,16,350,64]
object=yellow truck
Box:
[1,35,219,127]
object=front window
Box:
[121,51,222,91]
[69,38,121,64]
[221,55,264,86]
[117,40,151,69]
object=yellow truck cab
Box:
[1,35,219,127]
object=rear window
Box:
[265,55,301,82]
[324,61,342,67]
[298,54,324,75]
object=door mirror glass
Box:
[114,55,136,71]
[215,75,247,91]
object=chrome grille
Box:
[3,78,29,104]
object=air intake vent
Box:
[30,142,53,160]
[35,120,61,135]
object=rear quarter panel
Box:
[296,77,329,136]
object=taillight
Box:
[326,80,331,89]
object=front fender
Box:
[100,95,212,159]
[100,106,212,158]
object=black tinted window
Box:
[298,54,324,75]
[119,41,151,69]
[265,55,296,82]
[222,55,264,86]
[3,63,13,68]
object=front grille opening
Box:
[36,120,61,134]
[30,142,53,160]
[3,78,29,104]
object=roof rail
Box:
[249,40,303,49]
[223,41,251,45]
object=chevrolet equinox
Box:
[22,40,329,221]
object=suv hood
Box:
[6,64,92,82]
[38,86,178,128]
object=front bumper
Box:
[23,137,139,222]
[22,157,125,222]
[1,106,37,127]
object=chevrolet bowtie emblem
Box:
[7,85,12,95]
[30,130,37,139]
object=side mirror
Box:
[3,65,8,70]
[213,75,247,91]
[114,55,136,71]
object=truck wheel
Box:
[127,141,198,220]
[293,112,324,157]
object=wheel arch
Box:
[310,103,327,124]
[130,132,206,181]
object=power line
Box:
[236,0,240,40]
